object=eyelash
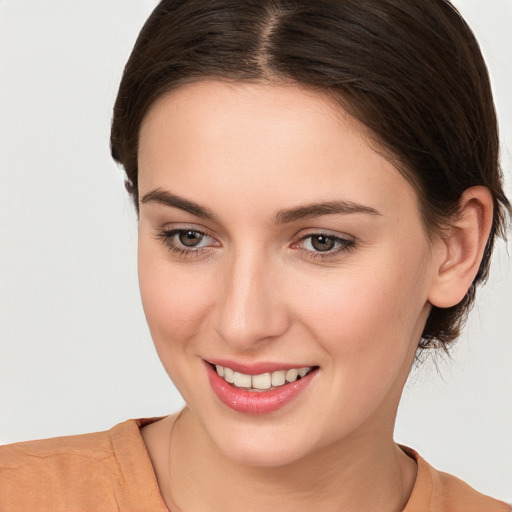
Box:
[155,229,356,261]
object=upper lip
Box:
[204,358,316,375]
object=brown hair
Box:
[110,0,510,350]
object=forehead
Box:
[142,78,346,129]
[137,79,419,221]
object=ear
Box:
[428,186,494,308]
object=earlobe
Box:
[428,186,494,309]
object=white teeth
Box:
[233,372,252,388]
[224,367,234,383]
[271,371,286,387]
[252,372,272,390]
[285,368,298,383]
[214,364,313,390]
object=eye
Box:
[156,228,218,257]
[304,234,338,252]
[295,232,355,260]
[176,230,209,247]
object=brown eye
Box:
[178,230,204,247]
[297,232,355,259]
[310,234,336,252]
[156,228,217,257]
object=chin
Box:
[222,437,310,468]
[202,415,320,468]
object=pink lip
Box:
[204,361,318,415]
[206,358,311,375]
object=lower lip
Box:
[205,362,318,415]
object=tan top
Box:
[0,416,510,512]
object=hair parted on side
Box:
[110,0,511,350]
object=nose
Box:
[212,249,290,351]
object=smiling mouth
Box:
[209,363,316,392]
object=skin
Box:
[137,80,493,511]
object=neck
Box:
[168,407,417,512]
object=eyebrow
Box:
[140,188,381,223]
[141,188,218,221]
[274,200,381,223]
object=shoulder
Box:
[402,446,511,512]
[0,417,168,512]
[431,469,511,512]
[1,423,119,463]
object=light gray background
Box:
[0,0,510,502]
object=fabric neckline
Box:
[123,415,509,512]
[111,416,172,511]
[127,415,425,512]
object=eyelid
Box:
[160,223,220,242]
[294,228,355,246]
[296,227,353,239]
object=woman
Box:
[0,0,510,510]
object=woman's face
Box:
[137,80,439,466]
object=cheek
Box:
[137,244,213,351]
[297,250,429,369]
[292,258,430,434]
